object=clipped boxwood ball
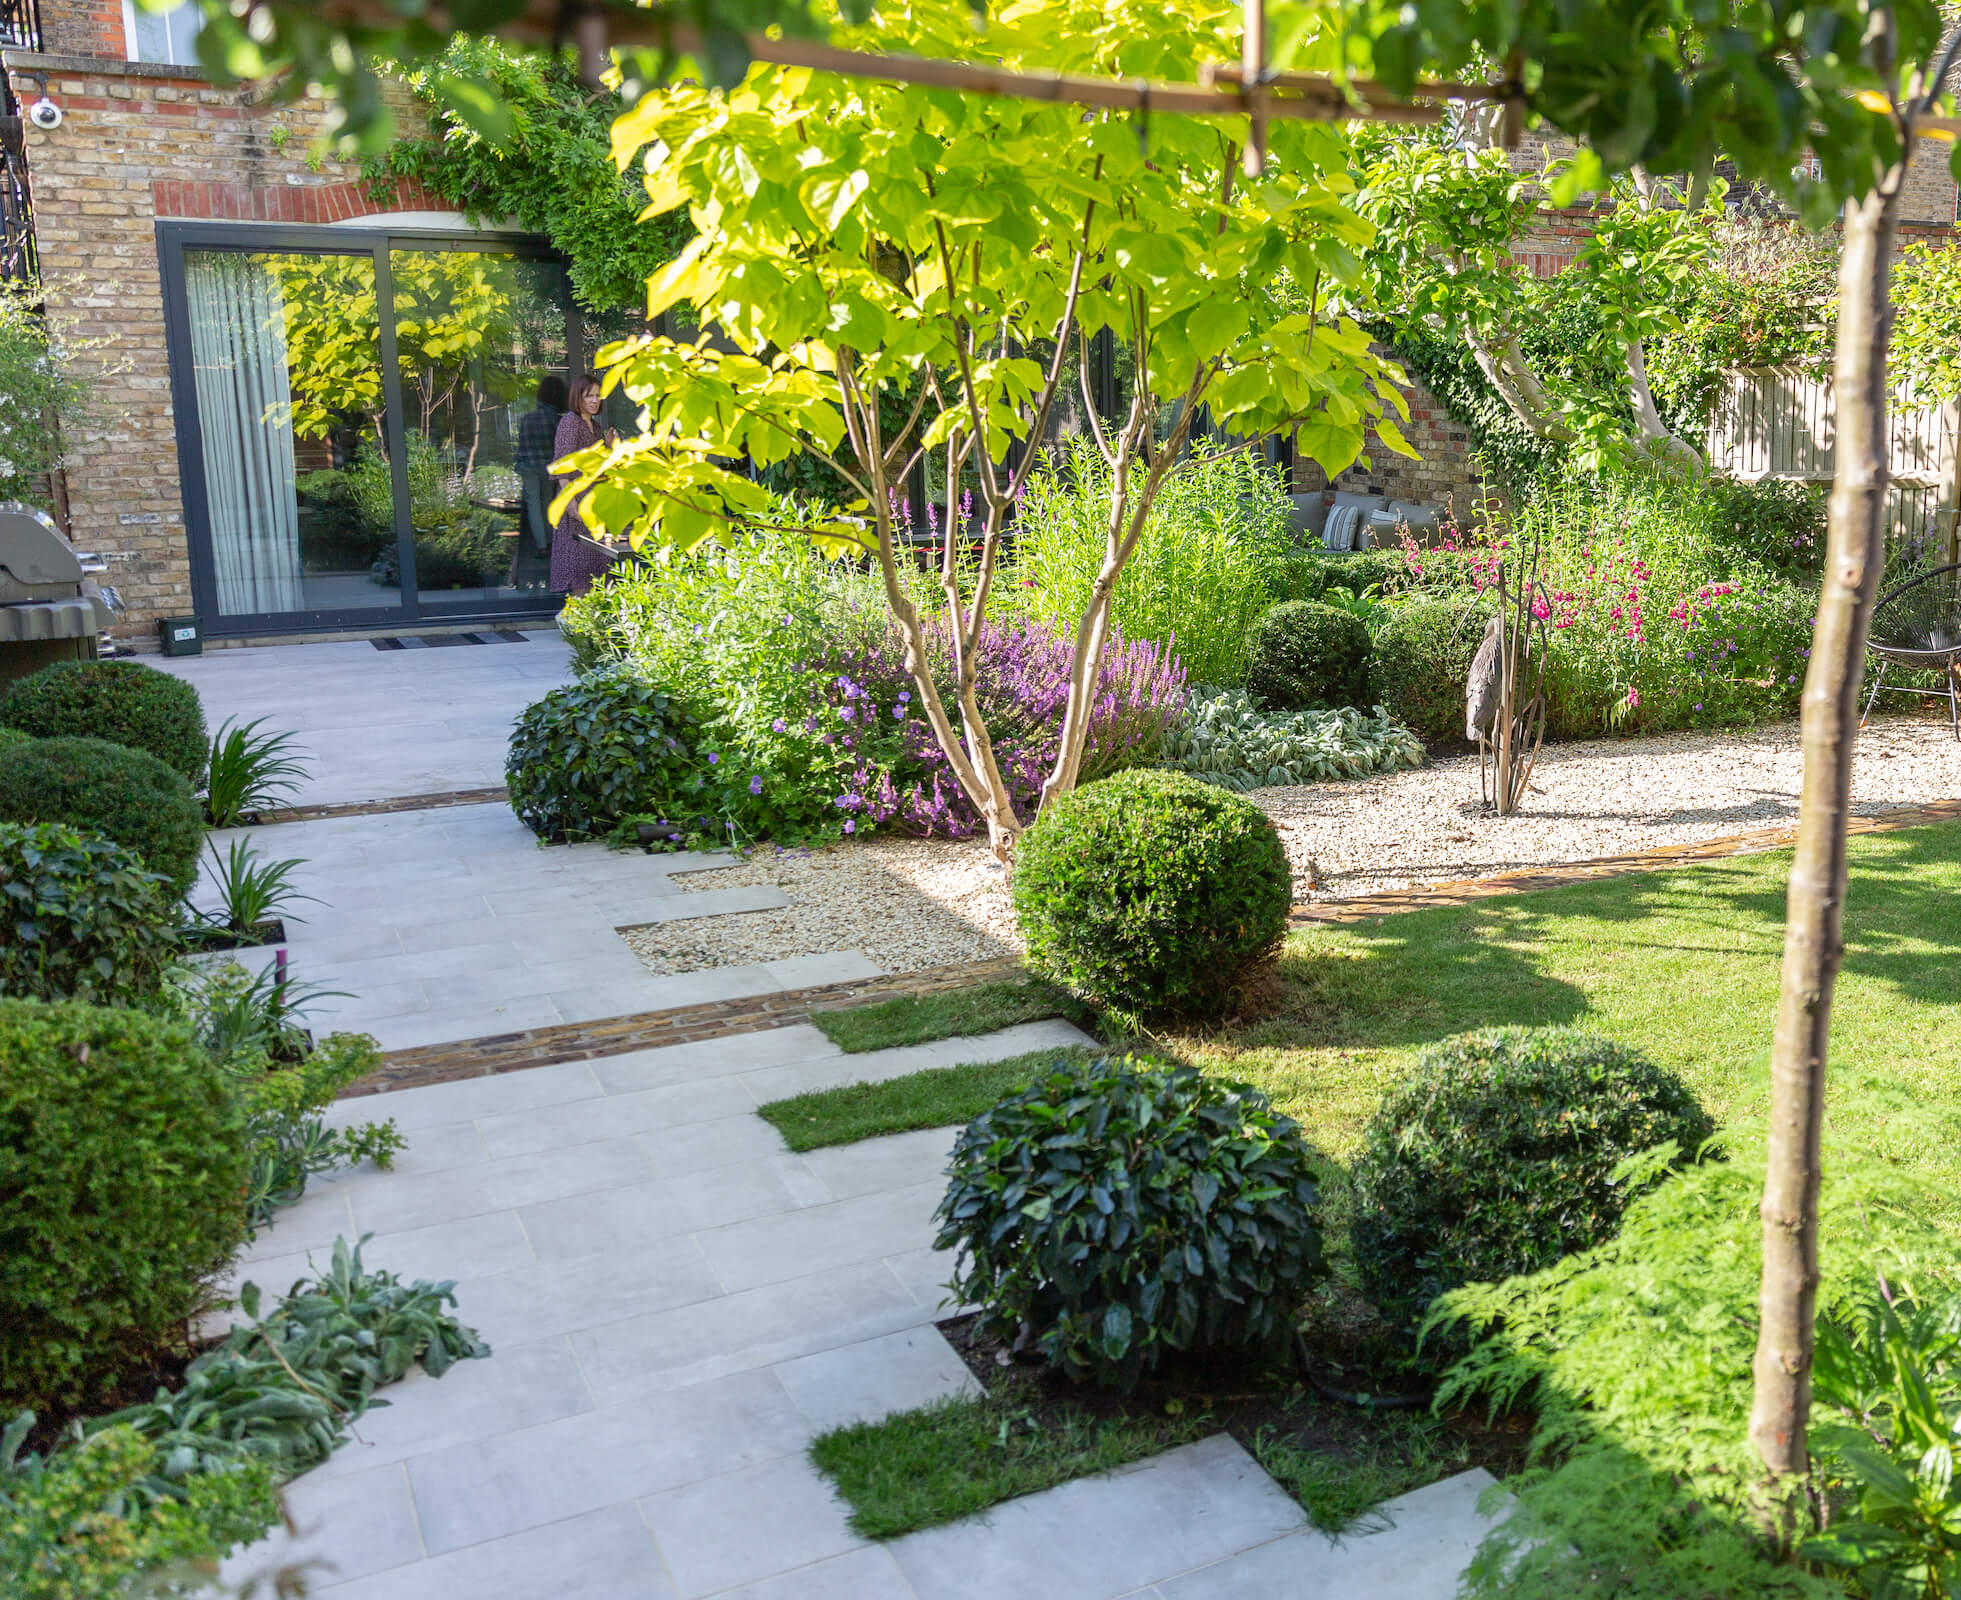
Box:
[0,821,175,1005]
[1369,595,1490,744]
[1012,767,1291,1019]
[506,666,702,842]
[935,1052,1322,1389]
[0,660,208,786]
[1246,600,1373,711]
[0,736,204,901]
[1349,1027,1714,1326]
[0,999,249,1415]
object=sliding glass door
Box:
[161,224,579,636]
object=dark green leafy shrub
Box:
[1011,767,1291,1020]
[1350,1027,1713,1327]
[1370,594,1491,744]
[0,1419,278,1600]
[0,999,249,1416]
[935,1052,1322,1389]
[506,666,702,842]
[1246,600,1374,711]
[0,822,175,1004]
[0,735,205,900]
[0,660,208,785]
[0,726,31,756]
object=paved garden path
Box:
[158,630,573,810]
[165,634,1500,1595]
[219,1019,1501,1599]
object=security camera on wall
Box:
[27,96,61,131]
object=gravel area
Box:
[620,835,1022,976]
[1261,714,1961,901]
[619,715,1961,977]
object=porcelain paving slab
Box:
[156,631,574,809]
[223,1017,1494,1597]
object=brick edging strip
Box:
[340,956,1027,1098]
[1291,796,1961,925]
[258,787,510,826]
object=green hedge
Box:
[1268,549,1402,605]
[0,999,249,1415]
[0,735,205,900]
[0,661,208,786]
[1349,1027,1713,1328]
[1370,594,1491,744]
[0,822,174,1005]
[1246,600,1374,711]
[1012,767,1292,1020]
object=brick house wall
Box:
[0,36,438,645]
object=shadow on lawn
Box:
[1240,818,1961,1060]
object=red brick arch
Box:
[150,175,443,226]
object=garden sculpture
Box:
[1860,561,1961,740]
[1472,537,1552,814]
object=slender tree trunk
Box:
[1748,167,1904,1522]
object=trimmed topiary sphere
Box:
[1246,600,1374,711]
[1369,594,1490,744]
[935,1051,1322,1389]
[0,735,205,901]
[506,666,702,842]
[0,660,208,786]
[0,822,175,1005]
[1349,1027,1714,1326]
[1011,767,1291,1019]
[0,998,249,1415]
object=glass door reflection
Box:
[183,248,405,620]
[390,250,574,608]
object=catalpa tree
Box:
[553,0,1413,860]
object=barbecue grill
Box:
[0,503,121,684]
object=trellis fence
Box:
[1706,365,1958,561]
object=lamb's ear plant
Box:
[553,0,1416,860]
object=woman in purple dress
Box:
[550,372,619,596]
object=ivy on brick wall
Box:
[365,40,691,313]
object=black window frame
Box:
[157,219,585,638]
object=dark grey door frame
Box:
[156,219,575,638]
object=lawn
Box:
[792,819,1961,1224]
[1187,818,1961,1229]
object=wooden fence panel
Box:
[1706,366,1956,553]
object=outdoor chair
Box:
[1862,561,1961,740]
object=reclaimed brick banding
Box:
[340,957,1027,1099]
[256,786,511,826]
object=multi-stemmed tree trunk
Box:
[1747,40,1920,1532]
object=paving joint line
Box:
[340,957,1026,1099]
[256,786,512,825]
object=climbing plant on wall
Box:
[368,39,692,312]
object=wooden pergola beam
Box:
[311,0,1505,127]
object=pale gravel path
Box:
[1261,714,1961,901]
[618,716,1961,979]
[621,835,1022,976]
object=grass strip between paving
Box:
[810,1393,1210,1540]
[757,1046,1094,1152]
[811,978,1092,1053]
